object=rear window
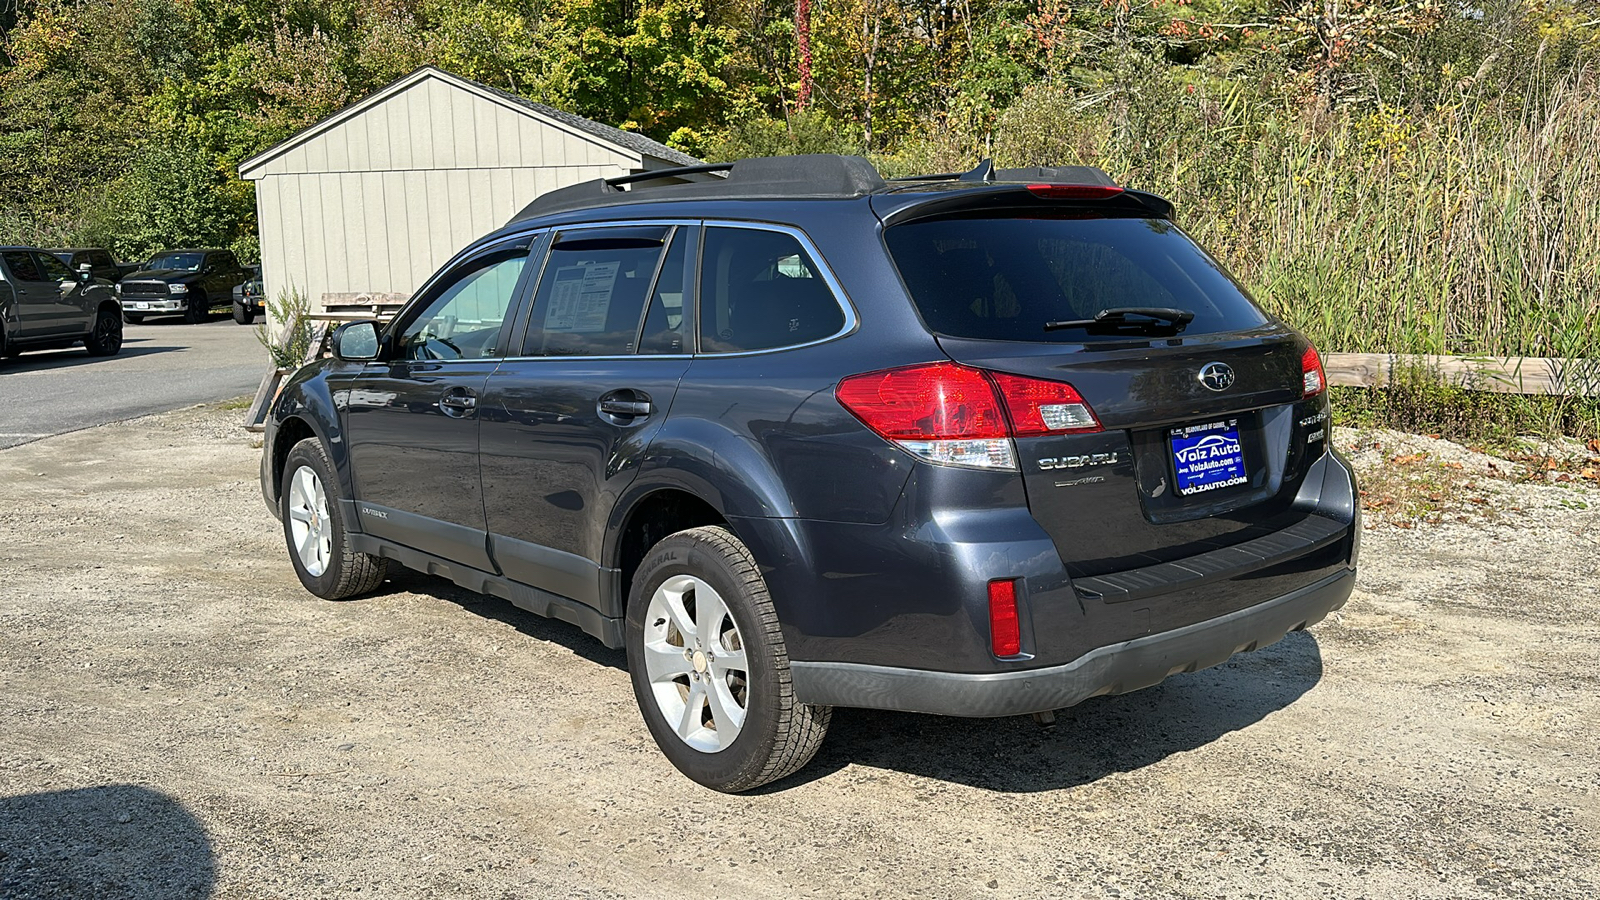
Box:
[884,215,1268,343]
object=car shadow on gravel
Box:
[382,569,627,669]
[0,784,215,899]
[773,631,1325,794]
[374,572,1322,795]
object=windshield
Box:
[147,253,204,272]
[885,215,1269,343]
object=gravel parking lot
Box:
[1,402,1596,899]
[0,320,265,449]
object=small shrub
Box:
[256,287,316,370]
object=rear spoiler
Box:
[874,182,1175,226]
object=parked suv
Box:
[119,248,252,324]
[258,155,1359,792]
[0,247,124,359]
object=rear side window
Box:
[698,227,845,353]
[3,251,42,281]
[638,229,691,354]
[885,216,1268,343]
[523,227,669,357]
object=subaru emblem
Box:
[1198,362,1235,392]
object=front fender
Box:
[263,361,359,506]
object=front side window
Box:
[522,227,670,357]
[34,252,72,282]
[398,246,529,361]
[698,227,845,353]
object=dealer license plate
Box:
[135,302,150,310]
[1169,419,1248,496]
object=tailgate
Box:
[940,333,1330,578]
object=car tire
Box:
[233,303,255,325]
[625,525,831,793]
[0,323,13,359]
[280,437,387,600]
[184,292,207,324]
[83,307,123,356]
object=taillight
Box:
[988,371,1101,435]
[835,362,1101,470]
[1026,183,1124,201]
[988,579,1022,657]
[1302,345,1327,397]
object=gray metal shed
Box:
[238,66,698,314]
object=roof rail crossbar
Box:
[957,159,995,182]
[889,171,966,182]
[606,162,732,188]
[891,158,998,183]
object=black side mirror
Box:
[332,321,381,362]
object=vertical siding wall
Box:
[248,76,640,310]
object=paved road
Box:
[0,318,268,448]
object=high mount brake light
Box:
[1302,345,1327,397]
[835,362,1102,470]
[1026,184,1125,201]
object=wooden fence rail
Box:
[1322,353,1600,397]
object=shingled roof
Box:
[471,78,698,168]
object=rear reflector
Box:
[836,362,1102,471]
[1026,184,1125,201]
[988,580,1022,657]
[1302,345,1327,397]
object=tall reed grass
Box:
[960,62,1600,363]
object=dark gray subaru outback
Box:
[259,155,1358,792]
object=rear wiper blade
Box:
[1044,307,1196,332]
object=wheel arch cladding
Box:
[270,416,317,504]
[611,487,728,612]
[271,369,355,493]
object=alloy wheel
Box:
[286,465,333,577]
[642,574,750,752]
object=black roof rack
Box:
[505,153,1157,226]
[509,154,887,224]
[606,162,733,187]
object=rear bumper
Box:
[790,566,1354,717]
